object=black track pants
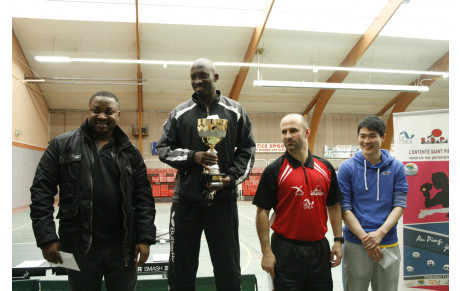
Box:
[272,233,333,291]
[168,199,241,291]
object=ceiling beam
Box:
[381,52,449,150]
[228,0,275,101]
[305,0,403,154]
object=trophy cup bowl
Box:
[197,118,228,188]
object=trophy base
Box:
[205,172,224,187]
[201,171,224,205]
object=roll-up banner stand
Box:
[393,109,449,291]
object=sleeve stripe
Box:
[218,102,241,121]
[279,165,292,185]
[236,153,254,185]
[174,103,196,120]
[165,148,190,161]
[314,162,330,183]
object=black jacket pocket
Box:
[59,153,82,182]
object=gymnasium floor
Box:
[12,201,345,290]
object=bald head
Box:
[191,58,217,75]
[280,113,311,155]
[280,113,309,131]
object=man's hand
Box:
[361,230,384,251]
[330,241,343,267]
[361,231,384,261]
[366,247,383,261]
[194,151,218,170]
[41,242,63,264]
[261,251,276,278]
[207,176,231,192]
[134,243,150,267]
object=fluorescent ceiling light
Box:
[22,76,148,86]
[34,56,448,77]
[35,56,71,62]
[39,81,149,85]
[22,80,149,85]
[21,79,45,82]
[253,80,429,93]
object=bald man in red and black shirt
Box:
[253,113,343,291]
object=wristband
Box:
[334,237,344,243]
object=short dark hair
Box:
[89,91,120,108]
[358,115,386,136]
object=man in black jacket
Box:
[156,58,256,290]
[30,91,156,291]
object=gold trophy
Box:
[197,118,228,201]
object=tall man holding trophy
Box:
[157,58,256,291]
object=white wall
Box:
[12,147,44,208]
[12,32,49,209]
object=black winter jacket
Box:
[30,120,156,261]
[156,91,256,205]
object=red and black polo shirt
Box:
[253,150,342,242]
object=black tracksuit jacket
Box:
[156,91,256,205]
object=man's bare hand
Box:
[330,242,343,267]
[134,243,150,267]
[366,247,383,261]
[261,251,277,278]
[362,230,384,251]
[207,176,231,192]
[194,151,218,169]
[41,242,63,264]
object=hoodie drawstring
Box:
[364,159,368,190]
[377,168,380,201]
[364,159,380,201]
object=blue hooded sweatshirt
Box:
[338,149,408,245]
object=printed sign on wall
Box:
[256,143,286,153]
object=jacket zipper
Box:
[83,133,95,254]
[117,144,130,266]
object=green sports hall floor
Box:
[12,201,345,290]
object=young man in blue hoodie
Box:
[338,115,408,291]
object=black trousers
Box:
[271,233,332,291]
[67,245,137,291]
[168,199,241,291]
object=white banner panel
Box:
[394,110,449,162]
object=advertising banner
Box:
[256,143,286,153]
[323,145,360,158]
[393,110,449,291]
